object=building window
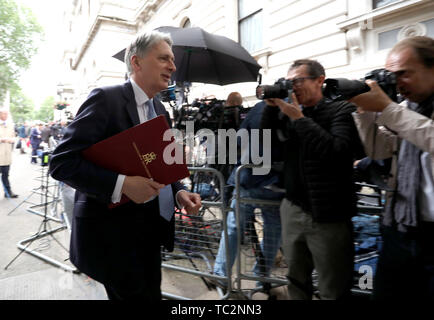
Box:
[378,18,433,51]
[373,0,400,9]
[238,0,263,53]
[378,27,400,50]
[422,18,434,37]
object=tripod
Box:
[4,159,77,273]
[7,162,62,223]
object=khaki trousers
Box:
[280,198,354,300]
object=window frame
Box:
[238,5,263,53]
[373,0,401,10]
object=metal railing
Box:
[161,166,233,300]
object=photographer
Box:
[212,100,284,290]
[351,36,434,300]
[261,59,363,299]
[220,92,245,205]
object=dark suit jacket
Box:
[30,128,42,148]
[49,80,183,287]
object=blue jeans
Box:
[213,186,283,278]
[31,146,39,163]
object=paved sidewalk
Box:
[0,148,108,299]
[0,148,222,300]
[0,148,286,300]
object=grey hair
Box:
[124,30,173,75]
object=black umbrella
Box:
[113,26,261,86]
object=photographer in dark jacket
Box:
[261,59,364,299]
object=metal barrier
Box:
[232,164,382,300]
[161,166,233,300]
[4,165,76,273]
[157,163,382,299]
[233,164,287,299]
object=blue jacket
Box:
[29,127,42,147]
[227,101,284,189]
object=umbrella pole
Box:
[185,85,189,105]
[186,49,192,85]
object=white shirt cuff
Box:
[111,174,160,204]
[111,174,125,203]
[175,189,188,208]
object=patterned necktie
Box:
[145,99,157,120]
[145,99,174,221]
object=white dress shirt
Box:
[111,79,185,206]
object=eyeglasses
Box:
[289,76,317,87]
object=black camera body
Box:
[193,99,249,133]
[40,150,52,167]
[323,68,398,101]
[173,98,249,134]
[193,99,226,132]
[159,84,177,103]
[256,78,293,100]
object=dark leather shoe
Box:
[207,277,228,291]
[5,192,18,198]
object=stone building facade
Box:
[57,0,434,114]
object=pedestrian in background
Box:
[29,122,43,164]
[0,108,18,198]
[17,121,30,154]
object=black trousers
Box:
[103,245,162,301]
[102,209,164,301]
[373,223,434,300]
[73,199,170,301]
[0,165,11,192]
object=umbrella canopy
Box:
[113,26,261,86]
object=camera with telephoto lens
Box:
[256,78,293,100]
[323,68,398,102]
[159,84,177,102]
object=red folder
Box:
[82,115,190,207]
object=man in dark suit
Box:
[29,123,42,164]
[49,30,202,300]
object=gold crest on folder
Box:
[142,152,157,165]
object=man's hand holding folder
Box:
[82,115,190,208]
[121,176,164,204]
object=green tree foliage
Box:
[9,85,35,123]
[34,96,55,123]
[0,0,43,102]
